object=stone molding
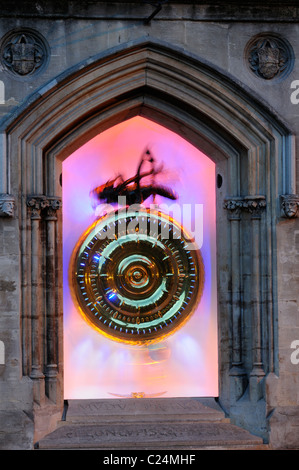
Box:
[27,195,62,219]
[280,194,299,218]
[223,196,266,218]
[0,2,297,23]
[0,193,15,217]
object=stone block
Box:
[269,406,299,449]
[0,410,34,450]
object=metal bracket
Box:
[143,0,169,25]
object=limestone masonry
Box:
[0,1,299,450]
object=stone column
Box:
[224,198,247,399]
[244,196,266,401]
[27,197,47,404]
[27,195,62,404]
[44,198,61,402]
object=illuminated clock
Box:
[69,206,204,345]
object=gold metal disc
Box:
[69,206,204,345]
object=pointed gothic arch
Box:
[1,39,295,442]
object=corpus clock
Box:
[69,206,204,345]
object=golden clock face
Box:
[69,207,204,345]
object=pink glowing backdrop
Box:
[63,117,218,398]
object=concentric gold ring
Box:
[69,206,204,345]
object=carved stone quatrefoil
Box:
[0,29,49,77]
[246,34,294,81]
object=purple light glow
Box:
[63,116,218,399]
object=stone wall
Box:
[0,1,299,449]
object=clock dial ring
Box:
[70,207,204,345]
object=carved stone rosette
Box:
[280,194,299,218]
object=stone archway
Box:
[1,39,294,443]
